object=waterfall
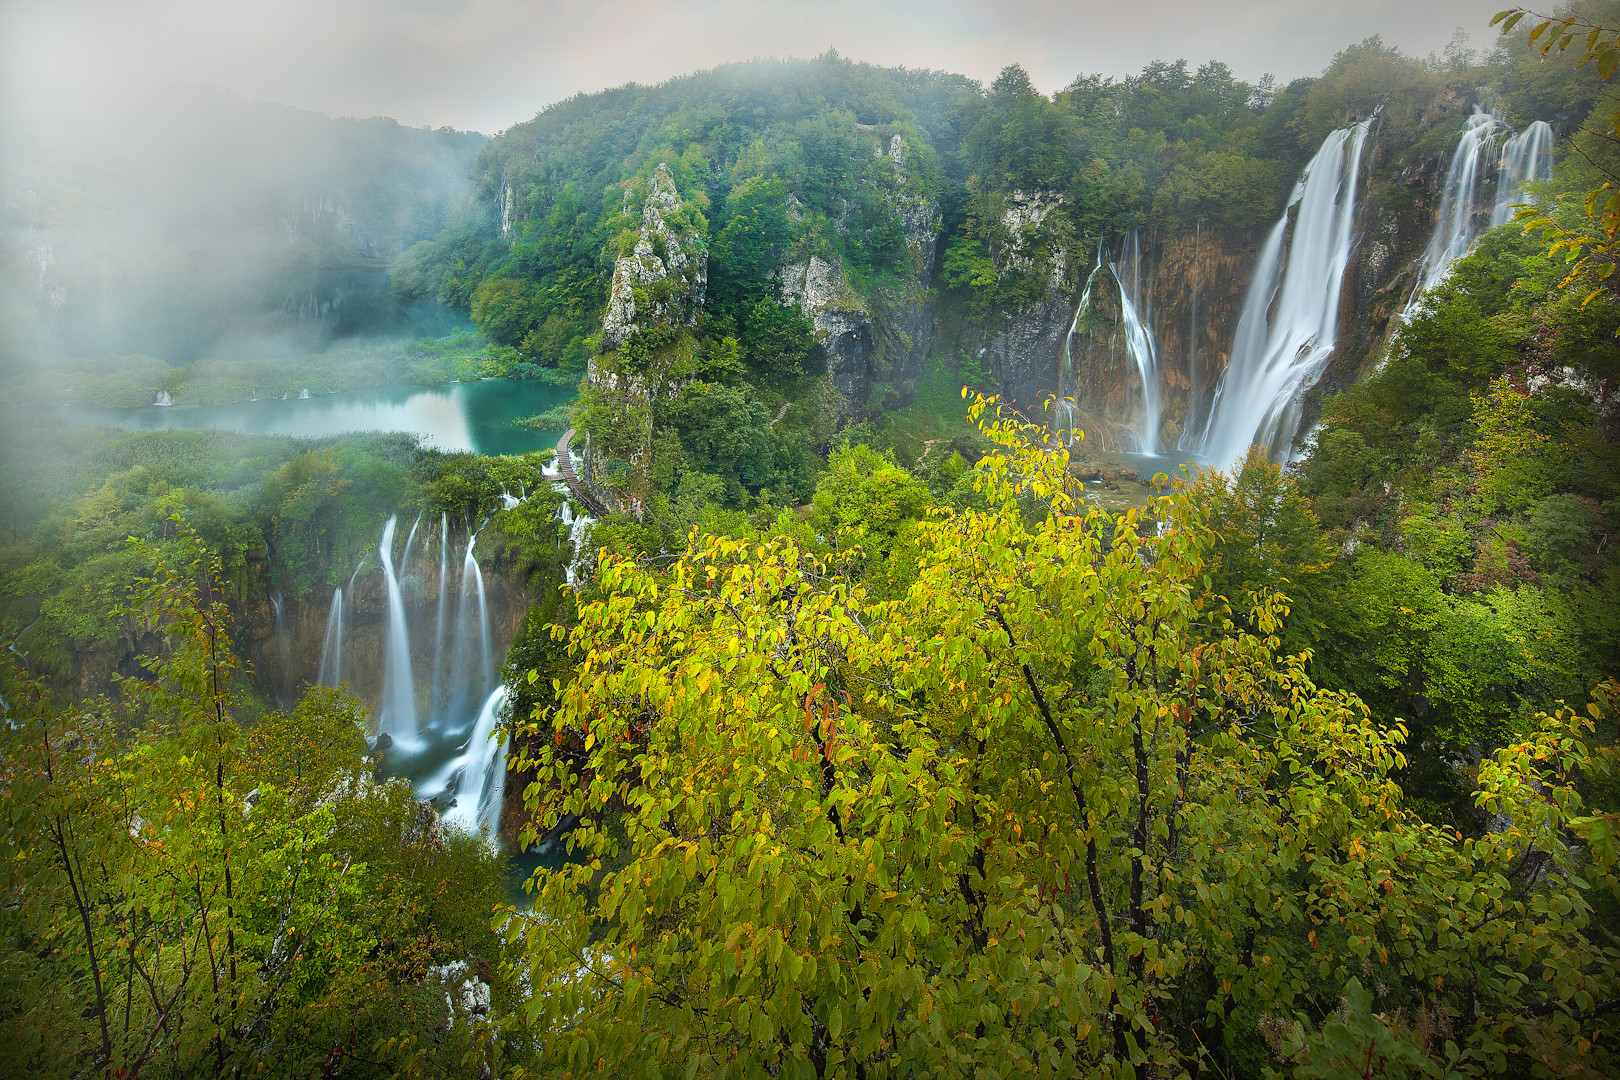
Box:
[1196,117,1372,471]
[154,389,173,407]
[1187,221,1201,443]
[399,513,422,583]
[558,501,597,590]
[377,515,419,748]
[1056,250,1107,448]
[270,593,288,690]
[1410,107,1505,303]
[430,511,450,723]
[430,686,510,839]
[298,387,311,399]
[446,532,493,727]
[1492,120,1553,227]
[1112,230,1161,453]
[318,588,344,687]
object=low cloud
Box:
[5,0,1505,134]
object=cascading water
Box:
[1187,221,1201,440]
[430,511,450,719]
[1056,250,1106,448]
[1492,120,1553,227]
[269,593,289,702]
[1195,117,1372,471]
[446,532,493,728]
[1410,107,1505,303]
[1111,230,1161,453]
[558,501,596,590]
[428,686,510,840]
[399,513,422,584]
[318,588,344,687]
[377,515,420,749]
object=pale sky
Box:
[3,0,1506,134]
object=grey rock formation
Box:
[601,163,707,351]
[780,255,874,425]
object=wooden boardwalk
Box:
[554,429,610,517]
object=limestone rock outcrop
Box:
[777,132,939,425]
[779,255,874,426]
[601,163,707,351]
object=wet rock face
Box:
[973,291,1079,413]
[780,255,874,425]
[601,163,707,351]
[773,133,938,424]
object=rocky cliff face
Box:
[239,552,529,717]
[601,164,708,351]
[956,136,1450,454]
[778,133,938,424]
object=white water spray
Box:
[1196,118,1372,471]
[430,511,450,720]
[1111,230,1161,453]
[431,686,510,840]
[377,516,419,748]
[1411,108,1505,302]
[318,588,343,687]
[1492,120,1553,227]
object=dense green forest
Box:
[5,2,1620,1077]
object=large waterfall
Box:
[428,686,511,838]
[1054,236,1163,454]
[1192,117,1373,471]
[317,588,343,687]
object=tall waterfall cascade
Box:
[1191,117,1373,471]
[1055,235,1164,454]
[377,515,420,749]
[428,686,511,838]
[310,470,594,846]
[1409,107,1554,307]
[1112,230,1162,454]
[317,588,343,687]
[1492,120,1554,227]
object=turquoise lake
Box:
[60,378,575,456]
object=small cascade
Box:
[1056,250,1107,447]
[399,513,422,583]
[377,515,420,749]
[430,511,450,721]
[1196,117,1373,471]
[250,390,257,402]
[1111,230,1161,453]
[270,593,288,691]
[154,389,173,407]
[558,501,596,590]
[298,387,311,399]
[1410,107,1505,302]
[317,587,344,687]
[1492,120,1554,226]
[446,532,494,726]
[1187,222,1201,440]
[430,686,510,839]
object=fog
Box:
[0,0,1503,370]
[4,0,1504,133]
[1,82,484,367]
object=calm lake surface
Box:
[60,379,575,456]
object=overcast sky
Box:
[4,0,1507,135]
